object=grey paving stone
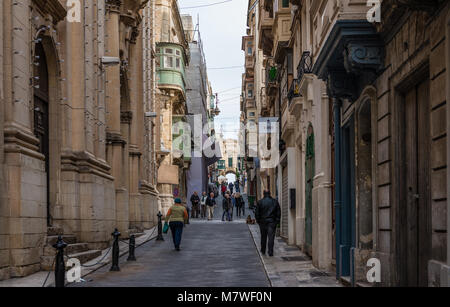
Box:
[71,198,269,287]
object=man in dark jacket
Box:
[255,190,281,256]
[190,192,200,219]
[222,193,232,222]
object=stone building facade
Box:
[0,0,160,281]
[154,0,190,212]
[244,0,450,286]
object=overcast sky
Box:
[178,0,248,140]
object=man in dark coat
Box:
[190,192,200,218]
[222,193,232,222]
[255,190,281,256]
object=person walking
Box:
[221,183,227,197]
[165,198,188,251]
[206,192,216,221]
[230,193,236,221]
[228,182,234,194]
[222,193,232,222]
[235,180,240,193]
[200,192,207,219]
[255,190,281,257]
[235,192,244,218]
[190,191,200,219]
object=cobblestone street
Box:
[71,198,270,287]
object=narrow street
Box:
[71,196,270,287]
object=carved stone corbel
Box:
[32,0,67,24]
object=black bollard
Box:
[127,234,136,261]
[156,211,164,241]
[110,228,121,271]
[53,235,67,288]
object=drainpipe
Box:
[333,98,342,279]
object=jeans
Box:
[222,209,231,221]
[207,206,214,220]
[259,222,277,255]
[169,221,184,249]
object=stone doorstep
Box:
[47,226,64,236]
[46,235,77,246]
[43,243,89,256]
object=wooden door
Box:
[33,42,50,226]
[281,166,288,238]
[305,125,314,255]
[402,79,431,287]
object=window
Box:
[166,48,173,54]
[228,158,233,167]
[176,50,181,56]
[165,56,173,68]
[249,112,255,117]
[218,160,225,170]
[248,90,253,98]
[282,0,289,8]
[176,58,181,69]
[248,47,253,55]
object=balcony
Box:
[272,7,291,61]
[288,51,312,105]
[288,51,313,116]
[245,97,256,109]
[260,88,270,115]
[258,1,274,56]
[265,65,279,97]
[245,55,255,76]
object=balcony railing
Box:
[288,52,313,106]
[288,78,300,106]
[296,51,313,83]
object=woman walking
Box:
[165,198,188,251]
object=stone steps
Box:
[43,242,89,256]
[46,235,77,246]
[41,227,104,271]
[47,226,64,236]
[68,250,102,264]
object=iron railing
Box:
[297,51,313,83]
[288,51,313,106]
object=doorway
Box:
[305,124,314,255]
[399,78,431,287]
[33,42,51,226]
[340,115,356,277]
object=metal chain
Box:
[41,226,158,286]
[80,246,113,268]
[42,257,55,287]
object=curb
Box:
[247,224,273,287]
